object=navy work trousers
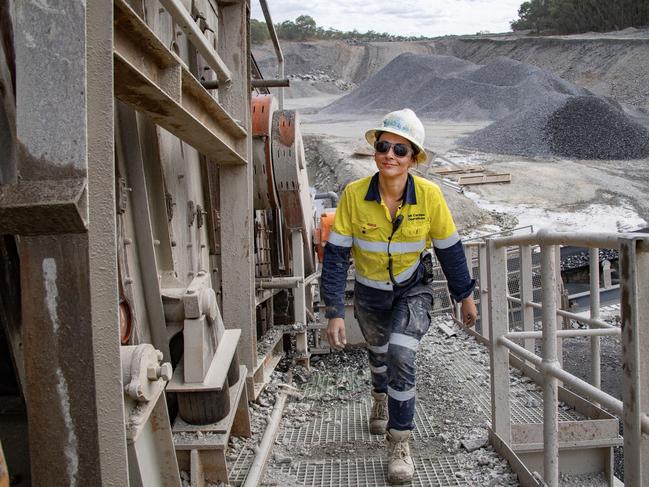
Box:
[354,278,433,431]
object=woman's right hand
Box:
[326,318,347,350]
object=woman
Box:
[320,108,477,484]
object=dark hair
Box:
[375,131,419,156]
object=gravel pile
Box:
[462,95,649,159]
[321,53,587,121]
[320,52,649,160]
[561,247,619,271]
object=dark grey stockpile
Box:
[321,53,587,120]
[461,96,649,160]
[322,53,649,160]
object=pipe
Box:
[257,272,320,289]
[242,392,288,487]
[258,0,284,109]
[589,248,601,393]
[243,384,302,487]
[507,296,614,329]
[158,0,232,84]
[540,245,559,487]
[202,79,291,90]
[257,277,300,289]
[463,225,534,243]
[315,191,339,207]
[491,229,649,250]
[504,328,621,340]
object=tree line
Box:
[511,0,649,34]
[251,15,433,44]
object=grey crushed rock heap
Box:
[461,95,649,160]
[322,52,649,160]
[321,53,587,120]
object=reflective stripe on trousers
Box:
[354,280,433,431]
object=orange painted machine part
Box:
[251,94,273,136]
[316,210,336,262]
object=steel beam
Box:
[15,1,128,484]
[113,0,247,165]
[216,0,257,391]
[487,240,511,442]
[157,0,232,84]
[478,243,490,341]
[621,238,649,487]
[519,245,535,355]
[540,245,559,487]
[589,248,601,393]
[292,230,309,361]
[115,103,171,361]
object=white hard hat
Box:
[365,108,427,163]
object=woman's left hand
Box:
[461,296,478,327]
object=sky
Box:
[251,0,524,38]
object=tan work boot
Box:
[386,429,414,484]
[369,390,388,434]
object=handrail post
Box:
[589,248,601,396]
[620,238,649,486]
[541,244,559,487]
[555,246,564,369]
[478,243,490,341]
[487,239,511,442]
[519,245,534,356]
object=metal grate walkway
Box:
[223,317,596,486]
[280,456,469,487]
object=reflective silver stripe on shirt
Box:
[369,364,388,374]
[355,273,393,291]
[327,231,353,247]
[395,258,420,283]
[433,231,460,249]
[368,343,389,354]
[387,386,416,402]
[389,333,420,351]
[355,257,421,291]
[353,237,425,254]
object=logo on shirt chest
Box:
[407,213,426,222]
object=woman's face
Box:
[374,132,416,179]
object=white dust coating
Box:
[56,368,79,487]
[465,193,647,233]
[42,258,60,333]
[43,258,79,484]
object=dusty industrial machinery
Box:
[0,0,318,485]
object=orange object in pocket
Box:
[316,210,336,262]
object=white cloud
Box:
[251,0,523,37]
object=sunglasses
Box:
[374,140,413,158]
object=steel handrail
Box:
[506,295,615,329]
[499,336,649,436]
[491,229,649,250]
[485,232,649,487]
[503,328,620,340]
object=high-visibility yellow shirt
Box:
[327,173,460,291]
